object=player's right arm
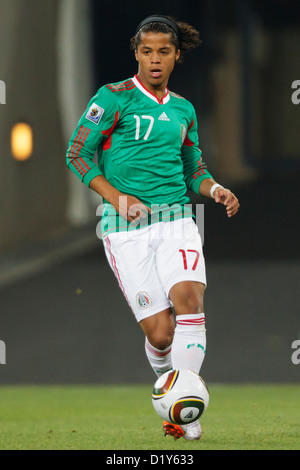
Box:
[89,175,152,223]
[66,86,151,222]
[66,86,119,187]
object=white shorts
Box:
[103,218,206,322]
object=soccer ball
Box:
[152,369,209,425]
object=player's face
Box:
[135,32,181,91]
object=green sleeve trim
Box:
[83,166,103,187]
[189,173,212,196]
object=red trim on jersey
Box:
[122,79,134,85]
[197,159,206,176]
[183,120,195,147]
[192,158,208,179]
[71,158,86,177]
[73,127,91,173]
[68,126,91,176]
[134,74,169,104]
[68,125,84,161]
[102,111,119,150]
[106,79,136,92]
[108,85,136,92]
[70,159,85,177]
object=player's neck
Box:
[136,73,168,101]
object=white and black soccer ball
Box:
[152,369,209,425]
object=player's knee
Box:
[148,331,173,351]
[170,282,205,316]
[175,290,204,315]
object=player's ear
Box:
[135,50,139,62]
[175,49,181,63]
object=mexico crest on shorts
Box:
[85,103,104,125]
[136,292,151,309]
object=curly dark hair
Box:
[130,17,202,64]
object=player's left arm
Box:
[199,177,240,218]
[181,105,239,218]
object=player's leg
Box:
[169,280,206,375]
[102,230,174,378]
[140,307,175,377]
[156,218,206,440]
[161,281,205,441]
[140,307,174,350]
[156,218,207,376]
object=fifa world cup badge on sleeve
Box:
[86,103,104,125]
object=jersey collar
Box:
[132,75,170,105]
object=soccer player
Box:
[66,15,239,441]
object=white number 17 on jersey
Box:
[134,115,154,141]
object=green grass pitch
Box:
[0,384,299,450]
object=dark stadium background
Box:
[0,0,299,384]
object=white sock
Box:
[145,337,173,377]
[171,313,206,374]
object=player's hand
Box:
[118,194,152,223]
[89,176,152,222]
[213,187,240,218]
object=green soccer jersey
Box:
[66,75,213,237]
